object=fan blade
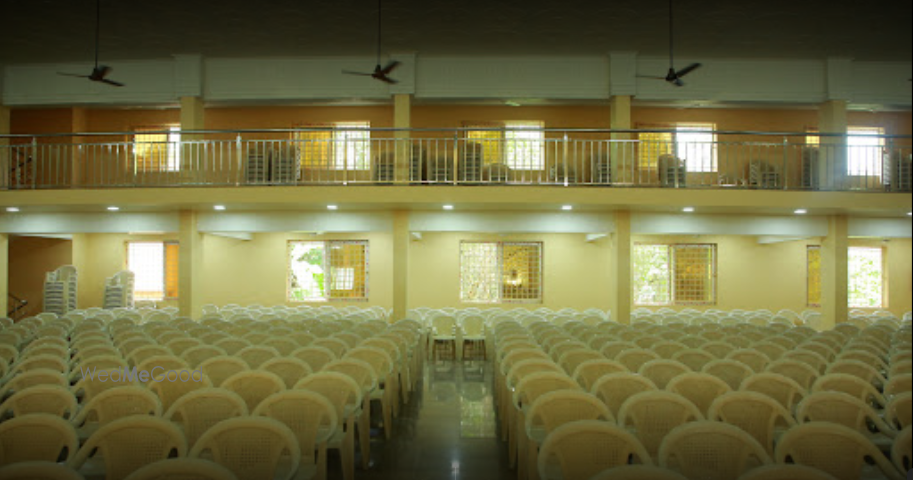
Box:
[98,78,125,87]
[675,63,702,78]
[636,75,668,80]
[377,75,398,85]
[342,70,374,76]
[671,78,685,87]
[58,72,91,78]
[379,60,400,75]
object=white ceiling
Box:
[1,0,910,65]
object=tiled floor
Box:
[328,359,513,480]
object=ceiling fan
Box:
[342,0,400,84]
[57,0,125,87]
[639,0,702,87]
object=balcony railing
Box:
[1,128,910,192]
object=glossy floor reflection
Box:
[329,360,513,480]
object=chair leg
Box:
[359,399,371,470]
[342,420,356,480]
[317,443,328,480]
[528,440,540,480]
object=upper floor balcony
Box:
[1,127,911,194]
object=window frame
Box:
[805,126,886,178]
[132,125,182,173]
[459,240,544,304]
[633,243,718,307]
[848,246,885,309]
[287,240,370,303]
[125,240,179,302]
[637,123,718,173]
[465,121,546,171]
[294,122,372,172]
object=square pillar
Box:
[818,100,848,190]
[610,210,632,324]
[180,97,206,183]
[71,234,91,309]
[1,105,10,189]
[610,95,632,185]
[394,94,413,183]
[820,215,849,331]
[178,210,204,318]
[392,211,410,322]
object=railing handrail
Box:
[1,127,911,141]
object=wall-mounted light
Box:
[682,207,695,213]
[107,206,120,212]
[327,205,338,211]
[561,205,574,211]
[5,207,19,213]
[794,209,808,215]
[214,205,227,211]
[443,205,455,211]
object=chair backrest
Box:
[886,374,913,397]
[638,360,691,389]
[220,371,286,412]
[591,373,658,418]
[188,417,300,480]
[885,392,912,430]
[259,357,313,389]
[0,462,87,480]
[775,422,903,480]
[671,349,716,372]
[72,386,163,427]
[893,426,912,474]
[813,374,887,407]
[0,385,78,420]
[322,359,379,394]
[122,459,239,480]
[294,372,363,423]
[766,359,819,390]
[571,359,628,391]
[527,391,614,435]
[617,391,704,456]
[826,360,887,389]
[537,420,653,480]
[589,466,688,480]
[659,421,773,480]
[290,346,338,372]
[513,372,582,409]
[235,346,280,369]
[0,414,79,466]
[146,372,213,412]
[200,356,250,388]
[164,388,249,448]
[666,373,732,417]
[180,345,227,368]
[796,392,895,438]
[741,373,807,411]
[708,391,796,455]
[68,416,187,480]
[703,360,755,390]
[735,465,839,480]
[616,349,662,373]
[253,390,339,464]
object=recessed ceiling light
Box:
[5,207,19,213]
[214,205,227,211]
[683,207,695,213]
[794,209,808,215]
[443,205,454,211]
[907,212,912,217]
[562,205,573,211]
[327,205,338,211]
[107,206,120,212]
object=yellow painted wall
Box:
[632,234,822,314]
[8,236,73,316]
[408,232,613,311]
[200,232,394,309]
[886,238,912,316]
[76,233,179,309]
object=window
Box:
[847,127,884,177]
[807,245,822,307]
[466,122,545,170]
[288,240,369,302]
[849,247,884,308]
[634,244,717,306]
[460,241,542,303]
[295,122,371,171]
[806,127,885,177]
[134,126,181,172]
[126,241,179,301]
[637,124,717,172]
